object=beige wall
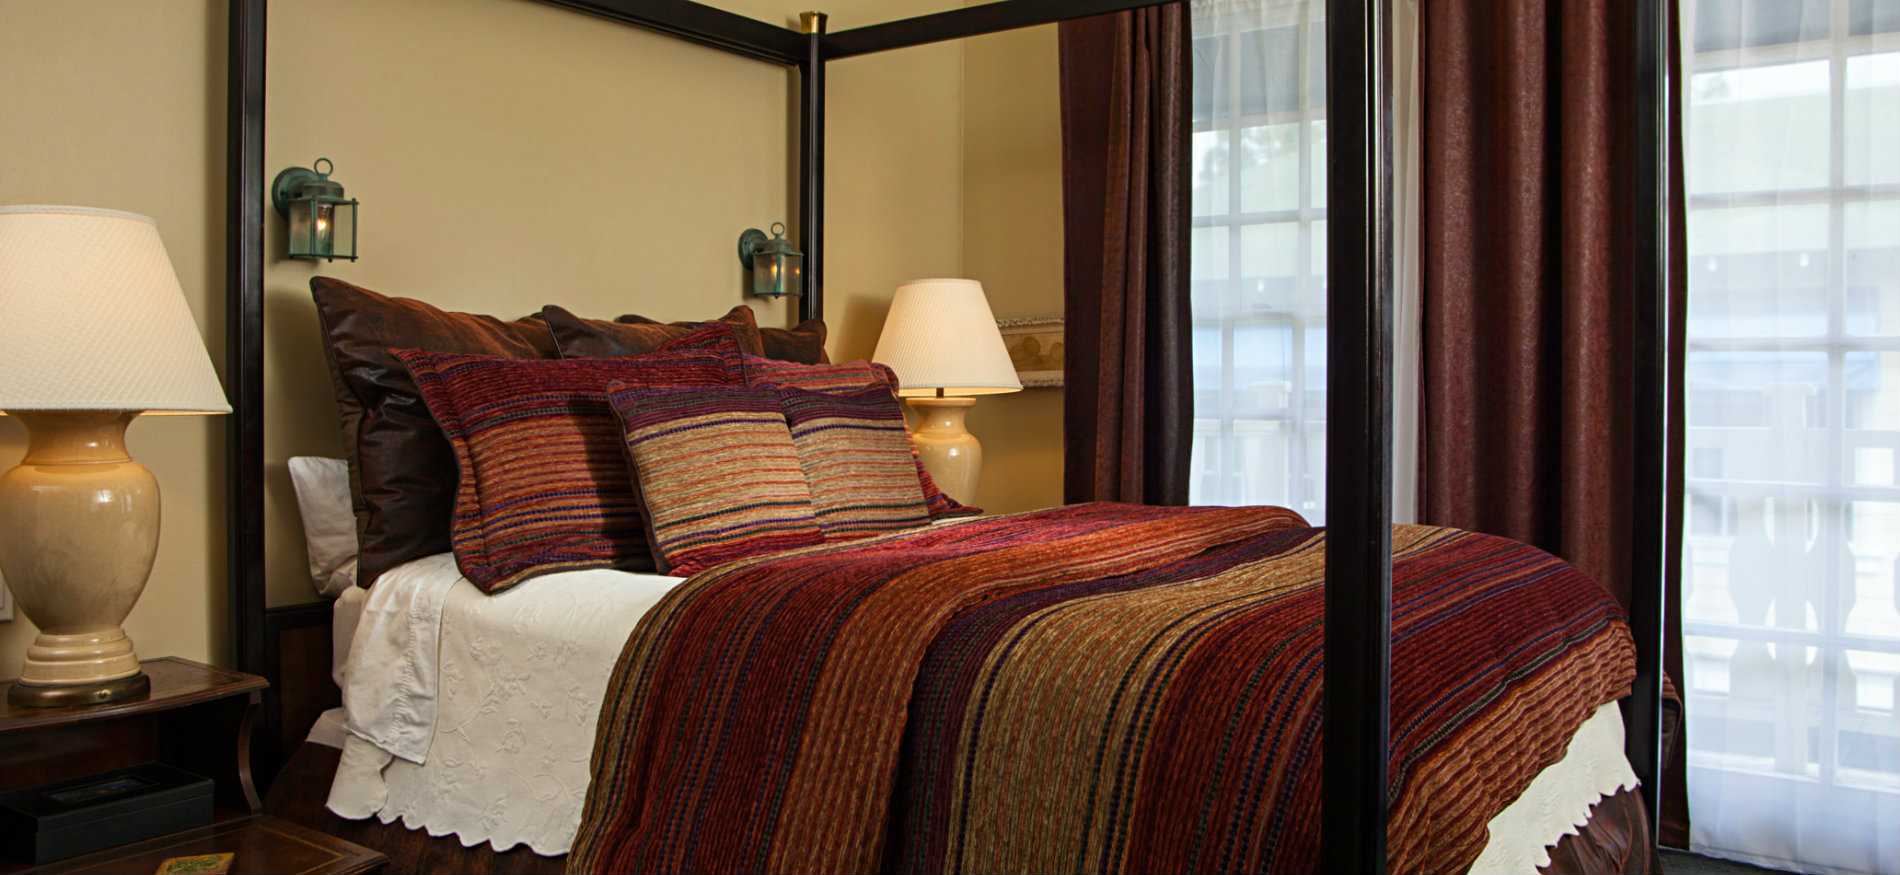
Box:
[259,0,807,607]
[960,24,1065,514]
[1,0,1057,673]
[0,0,229,671]
[259,0,965,606]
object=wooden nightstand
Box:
[0,657,385,874]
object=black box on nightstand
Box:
[0,761,214,864]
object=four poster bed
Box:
[222,0,1668,872]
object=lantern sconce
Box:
[737,222,803,298]
[271,157,359,261]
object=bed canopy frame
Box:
[221,1,1668,870]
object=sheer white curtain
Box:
[1678,2,1900,873]
[1186,0,1420,523]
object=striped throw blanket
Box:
[570,503,1635,874]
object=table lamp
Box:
[872,278,1022,504]
[0,206,230,707]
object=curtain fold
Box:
[1417,0,1645,610]
[1420,0,1691,839]
[1059,4,1194,506]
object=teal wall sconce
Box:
[272,157,358,261]
[737,222,802,298]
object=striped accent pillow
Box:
[606,383,824,576]
[394,328,743,593]
[778,386,931,540]
[743,355,982,519]
[744,355,893,394]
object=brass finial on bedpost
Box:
[800,11,827,34]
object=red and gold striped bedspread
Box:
[569,502,1635,874]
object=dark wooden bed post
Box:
[226,0,267,682]
[1625,0,1669,838]
[1321,0,1395,869]
[799,11,826,323]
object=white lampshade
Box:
[0,205,229,413]
[872,278,1023,397]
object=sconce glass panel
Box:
[287,195,357,261]
[274,157,359,262]
[739,222,802,298]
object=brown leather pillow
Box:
[547,304,765,359]
[760,318,829,364]
[311,276,559,588]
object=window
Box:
[1187,0,1330,521]
[1680,2,1899,872]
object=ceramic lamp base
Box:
[0,411,158,707]
[908,396,982,506]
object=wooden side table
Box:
[22,816,382,875]
[0,657,385,874]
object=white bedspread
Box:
[321,554,679,854]
[1472,701,1640,874]
[314,554,1637,866]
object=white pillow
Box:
[289,456,358,598]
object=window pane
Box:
[1193,130,1231,216]
[1850,0,1900,36]
[1305,22,1324,110]
[1191,225,1230,279]
[1688,205,1831,337]
[1845,201,1900,336]
[1844,501,1899,639]
[1686,350,1830,433]
[1688,61,1830,194]
[1192,35,1223,125]
[1310,218,1326,278]
[1845,350,1900,431]
[1231,320,1296,401]
[1236,26,1301,116]
[1237,222,1301,307]
[1309,121,1327,209]
[1238,123,1302,213]
[1191,323,1226,398]
[1694,0,1830,52]
[1839,649,1899,779]
[1845,53,1900,186]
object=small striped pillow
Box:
[743,355,982,519]
[606,382,825,576]
[778,386,932,541]
[394,326,744,593]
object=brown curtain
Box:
[1420,0,1689,840]
[1420,0,1639,606]
[1057,4,1193,506]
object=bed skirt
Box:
[267,740,566,875]
[265,738,1657,875]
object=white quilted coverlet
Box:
[321,554,679,854]
[1471,701,1641,874]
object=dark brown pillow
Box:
[311,276,559,588]
[547,304,764,359]
[760,318,829,364]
